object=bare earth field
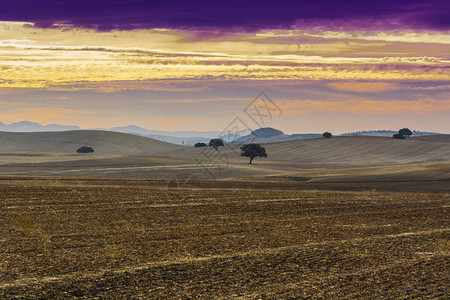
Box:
[0,135,449,298]
[0,178,449,298]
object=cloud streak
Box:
[0,1,448,31]
[0,17,448,133]
[0,23,449,89]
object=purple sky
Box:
[1,1,449,133]
[1,0,449,31]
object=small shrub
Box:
[398,128,412,138]
[323,132,332,138]
[392,133,405,139]
[209,139,224,150]
[77,146,94,153]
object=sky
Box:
[0,0,449,134]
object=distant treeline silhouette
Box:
[341,130,439,136]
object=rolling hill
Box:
[0,130,186,155]
[261,135,450,165]
[177,135,450,166]
[0,134,449,181]
[410,134,450,143]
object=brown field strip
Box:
[1,228,448,290]
[0,179,449,298]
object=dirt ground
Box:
[0,178,448,298]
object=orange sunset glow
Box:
[0,3,449,133]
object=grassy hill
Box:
[177,135,450,166]
[0,134,449,180]
[0,130,186,155]
[262,135,450,165]
[410,134,450,143]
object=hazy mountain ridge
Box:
[0,121,443,146]
[110,125,223,139]
[121,128,252,145]
[233,128,323,144]
[0,121,251,145]
[0,121,81,132]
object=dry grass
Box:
[0,178,449,298]
[1,135,449,181]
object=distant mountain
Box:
[45,124,82,131]
[109,125,151,135]
[135,129,252,145]
[252,127,284,138]
[111,125,252,145]
[218,128,253,143]
[109,125,222,139]
[232,127,283,144]
[141,134,211,146]
[341,130,442,137]
[0,121,80,132]
[0,122,249,145]
[4,122,442,146]
[232,127,323,144]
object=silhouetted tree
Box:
[322,132,332,138]
[209,138,224,150]
[240,143,267,164]
[76,146,94,153]
[194,142,207,147]
[392,133,405,139]
[398,128,412,138]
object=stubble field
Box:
[0,178,449,298]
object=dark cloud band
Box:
[1,0,448,31]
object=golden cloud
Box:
[0,22,449,90]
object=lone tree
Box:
[194,142,207,147]
[393,128,412,139]
[209,138,224,150]
[322,132,332,138]
[392,133,405,139]
[76,146,94,153]
[398,128,412,138]
[240,143,267,164]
